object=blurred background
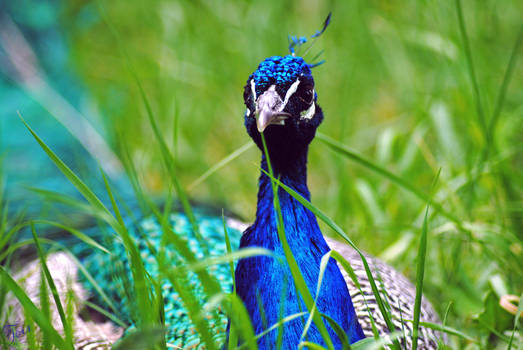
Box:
[1,0,522,347]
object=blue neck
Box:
[235,150,365,349]
[255,151,310,219]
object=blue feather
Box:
[288,12,332,68]
[311,12,332,38]
[235,155,365,348]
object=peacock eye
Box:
[303,89,313,103]
[298,85,314,104]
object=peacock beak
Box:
[255,85,290,133]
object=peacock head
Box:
[243,55,324,161]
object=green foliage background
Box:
[2,0,523,348]
[66,0,522,345]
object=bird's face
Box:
[243,55,323,157]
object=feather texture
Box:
[235,156,365,348]
[326,238,443,349]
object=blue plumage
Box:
[250,56,311,96]
[235,157,365,348]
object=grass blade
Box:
[96,165,155,329]
[174,247,275,274]
[223,213,239,350]
[316,133,463,228]
[26,187,98,215]
[0,222,26,255]
[507,293,523,350]
[417,321,477,342]
[40,267,51,350]
[149,198,222,350]
[0,266,67,349]
[83,300,127,328]
[260,166,401,349]
[455,0,488,142]
[155,211,223,296]
[96,4,208,270]
[412,169,440,349]
[160,267,218,350]
[236,312,308,350]
[19,114,110,214]
[32,219,110,254]
[321,313,352,350]
[205,293,258,350]
[300,251,331,343]
[223,211,237,293]
[329,250,380,339]
[112,326,165,350]
[100,166,126,227]
[298,341,327,350]
[31,223,74,349]
[188,141,255,191]
[411,204,429,350]
[487,24,523,143]
[134,70,204,247]
[261,133,335,350]
[20,113,156,331]
[64,249,125,325]
[350,331,404,350]
[97,4,204,250]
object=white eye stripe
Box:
[280,78,301,111]
[250,79,256,101]
[300,97,316,120]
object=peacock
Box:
[1,7,445,350]
[234,53,443,349]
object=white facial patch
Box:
[280,78,301,111]
[245,108,251,117]
[300,95,316,120]
[250,79,256,101]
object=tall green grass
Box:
[1,0,522,349]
